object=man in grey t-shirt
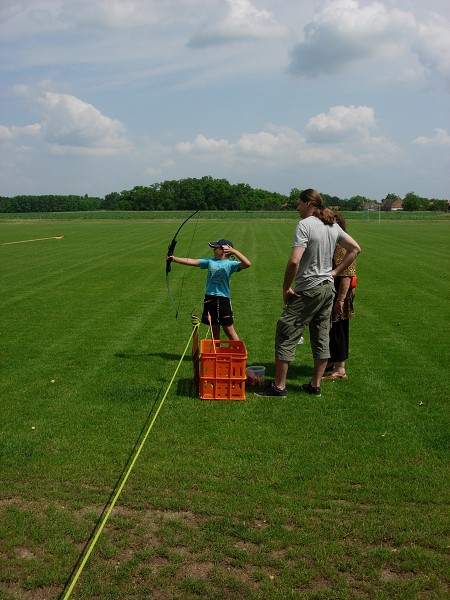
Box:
[257,189,361,398]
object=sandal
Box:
[322,372,348,380]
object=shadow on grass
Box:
[59,379,169,599]
[176,377,198,398]
[287,363,315,379]
[245,362,312,382]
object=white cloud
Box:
[1,1,215,75]
[1,0,170,38]
[236,130,292,157]
[413,13,450,86]
[188,0,287,48]
[288,0,416,78]
[60,0,162,31]
[413,128,450,146]
[0,125,14,141]
[177,126,303,162]
[175,108,402,168]
[298,146,358,166]
[1,85,132,156]
[0,123,42,140]
[0,3,65,40]
[31,90,132,155]
[305,105,377,143]
[177,134,233,154]
[287,0,450,88]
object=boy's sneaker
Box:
[255,382,287,397]
[300,382,321,396]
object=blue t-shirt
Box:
[198,258,241,298]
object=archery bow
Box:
[166,209,200,318]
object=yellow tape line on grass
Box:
[63,323,199,599]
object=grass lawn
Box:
[0,214,449,599]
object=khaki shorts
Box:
[275,281,335,361]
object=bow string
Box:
[166,209,200,318]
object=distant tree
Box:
[0,194,101,212]
[2,179,443,214]
[285,189,345,209]
[344,195,366,211]
[289,188,301,204]
[322,193,344,207]
[429,199,448,211]
[403,192,426,211]
[198,176,218,209]
[103,192,120,209]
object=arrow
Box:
[0,235,64,246]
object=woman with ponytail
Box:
[300,188,336,226]
[257,189,361,398]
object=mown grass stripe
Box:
[1,216,448,599]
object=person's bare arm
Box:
[333,276,351,318]
[223,245,251,270]
[282,246,305,304]
[168,256,201,267]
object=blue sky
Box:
[1,0,449,200]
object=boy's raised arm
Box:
[223,246,251,270]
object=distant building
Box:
[381,197,403,211]
[362,201,380,211]
[391,198,404,210]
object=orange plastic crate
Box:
[199,339,247,400]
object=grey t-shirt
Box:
[293,216,346,291]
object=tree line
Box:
[0,176,447,213]
[383,192,448,212]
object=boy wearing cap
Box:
[168,239,251,340]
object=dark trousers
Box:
[329,319,349,362]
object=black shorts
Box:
[201,295,234,327]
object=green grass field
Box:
[1,214,449,599]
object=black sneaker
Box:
[300,382,321,396]
[255,382,287,397]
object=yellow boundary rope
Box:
[62,323,199,599]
